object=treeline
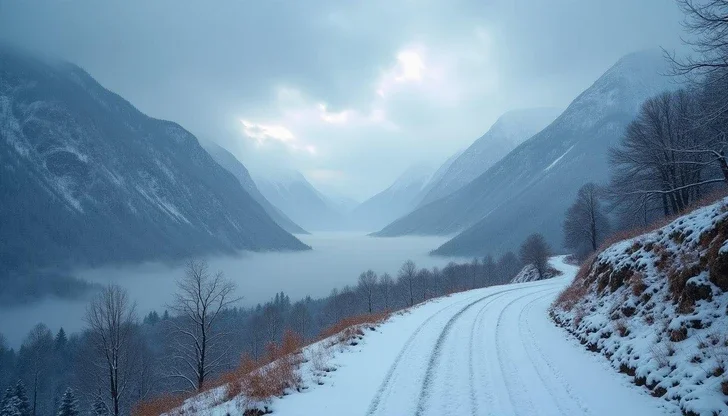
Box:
[561,0,728,260]
[0,253,526,416]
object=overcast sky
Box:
[0,0,686,200]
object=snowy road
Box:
[270,257,679,416]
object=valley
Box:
[0,233,458,348]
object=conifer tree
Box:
[13,382,29,416]
[56,389,78,416]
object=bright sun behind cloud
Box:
[395,50,425,82]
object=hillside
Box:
[417,107,560,207]
[254,170,346,231]
[350,164,435,231]
[163,257,678,416]
[374,50,676,257]
[199,140,308,235]
[0,46,309,276]
[552,197,728,415]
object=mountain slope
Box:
[254,170,346,231]
[199,140,308,235]
[376,50,675,257]
[349,164,435,231]
[417,108,560,206]
[552,197,728,415]
[0,46,308,274]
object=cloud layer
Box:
[0,0,686,199]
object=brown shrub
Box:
[615,320,630,337]
[319,312,389,343]
[722,380,728,396]
[631,273,647,297]
[553,253,596,311]
[132,393,189,416]
[669,327,688,342]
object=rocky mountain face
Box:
[0,46,309,276]
[374,50,676,257]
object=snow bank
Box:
[551,197,728,415]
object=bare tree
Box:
[398,260,417,307]
[519,234,552,280]
[85,285,137,416]
[357,270,378,314]
[609,89,724,219]
[416,268,432,302]
[168,260,240,391]
[18,324,53,416]
[564,183,611,257]
[289,300,313,341]
[670,0,728,77]
[379,273,394,311]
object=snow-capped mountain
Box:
[349,164,436,231]
[0,46,308,275]
[253,170,346,231]
[199,140,308,235]
[417,108,561,207]
[375,50,677,257]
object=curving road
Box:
[273,257,679,416]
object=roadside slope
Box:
[178,257,678,416]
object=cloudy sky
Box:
[0,0,686,200]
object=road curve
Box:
[274,257,679,416]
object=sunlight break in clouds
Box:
[240,119,316,155]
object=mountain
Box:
[417,108,561,206]
[253,170,346,231]
[199,140,308,235]
[349,164,435,231]
[375,50,675,257]
[0,46,309,275]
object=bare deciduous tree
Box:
[609,89,724,221]
[357,270,378,314]
[398,260,417,307]
[18,323,53,416]
[85,285,138,416]
[379,273,394,311]
[289,300,313,341]
[519,234,552,280]
[564,183,611,257]
[168,260,240,391]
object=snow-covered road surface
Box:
[269,257,679,415]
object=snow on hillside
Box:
[170,256,679,416]
[417,107,560,206]
[510,263,562,283]
[552,197,728,415]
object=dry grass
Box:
[553,252,596,311]
[132,393,189,416]
[318,312,390,344]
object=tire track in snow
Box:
[467,291,501,414]
[519,291,594,416]
[493,285,561,416]
[365,291,485,416]
[415,283,558,416]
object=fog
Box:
[0,233,462,347]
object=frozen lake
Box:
[0,233,464,347]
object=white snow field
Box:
[178,256,680,415]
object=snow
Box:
[552,197,728,415]
[543,144,575,172]
[176,256,679,416]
